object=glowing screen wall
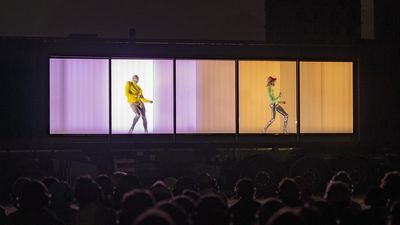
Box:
[176,60,236,133]
[111,59,173,133]
[50,58,109,134]
[300,62,353,133]
[49,58,354,135]
[239,61,297,133]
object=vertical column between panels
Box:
[296,59,300,141]
[235,59,239,138]
[109,58,112,136]
[173,59,177,140]
[354,60,360,140]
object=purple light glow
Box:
[152,60,174,133]
[176,60,197,132]
[50,58,109,134]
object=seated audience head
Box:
[151,180,173,202]
[111,171,127,186]
[257,198,284,225]
[18,180,51,210]
[119,189,155,225]
[172,195,196,216]
[49,181,74,205]
[277,178,300,207]
[380,171,400,206]
[157,201,189,225]
[163,177,178,192]
[388,200,400,225]
[182,189,200,203]
[133,208,175,225]
[114,174,142,208]
[331,171,354,193]
[324,181,351,207]
[74,176,101,207]
[255,171,274,198]
[195,173,214,193]
[174,176,196,195]
[235,178,255,199]
[118,174,141,189]
[95,174,114,195]
[42,176,59,189]
[194,194,229,225]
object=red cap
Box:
[267,76,277,83]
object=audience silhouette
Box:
[277,178,302,207]
[1,169,399,225]
[257,198,283,225]
[73,176,116,225]
[118,189,155,225]
[6,180,62,225]
[229,178,260,225]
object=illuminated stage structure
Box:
[2,37,400,193]
[0,37,367,150]
[49,58,354,136]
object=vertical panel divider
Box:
[296,59,300,142]
[108,58,112,139]
[106,57,112,158]
[47,57,51,135]
[235,59,239,143]
[354,60,360,142]
[173,59,177,143]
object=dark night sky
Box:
[0,0,266,40]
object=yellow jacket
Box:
[125,81,151,103]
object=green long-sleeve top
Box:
[267,85,280,104]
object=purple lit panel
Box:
[50,58,109,134]
[152,60,174,133]
[176,60,197,132]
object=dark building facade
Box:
[374,0,400,41]
[265,0,361,43]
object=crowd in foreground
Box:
[0,170,399,225]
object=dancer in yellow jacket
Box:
[125,75,153,133]
[263,76,288,134]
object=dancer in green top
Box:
[263,76,288,133]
